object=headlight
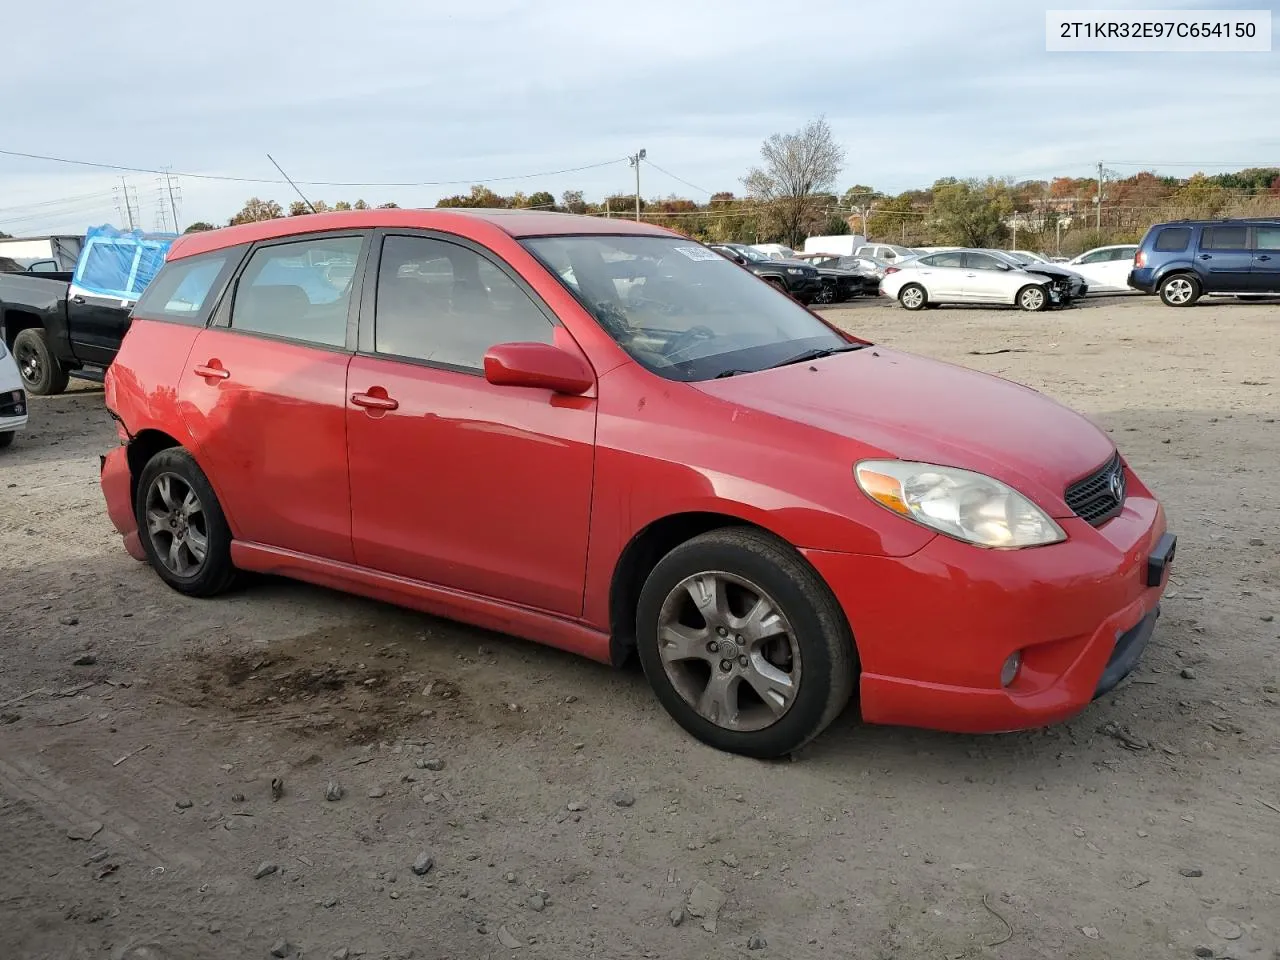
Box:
[854,460,1065,548]
[786,267,804,275]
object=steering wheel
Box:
[664,325,717,361]
[592,301,634,341]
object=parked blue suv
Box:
[1128,218,1280,306]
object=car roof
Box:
[167,208,679,261]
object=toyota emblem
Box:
[1109,468,1125,503]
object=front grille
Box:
[1065,452,1126,526]
[0,389,25,418]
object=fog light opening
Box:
[1000,651,1023,688]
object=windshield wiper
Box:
[713,368,754,379]
[768,343,866,369]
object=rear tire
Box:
[1017,284,1049,312]
[135,447,238,597]
[898,283,927,311]
[1159,273,1200,307]
[635,527,857,758]
[13,328,70,396]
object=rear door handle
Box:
[1257,255,1272,262]
[351,392,399,411]
[1199,254,1213,260]
[193,363,230,380]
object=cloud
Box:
[1,0,1276,232]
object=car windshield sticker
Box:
[673,246,720,261]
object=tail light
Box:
[884,266,900,275]
[1134,250,1146,268]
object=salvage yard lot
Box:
[2,295,1277,960]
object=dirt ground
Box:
[2,294,1278,960]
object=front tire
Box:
[135,447,238,597]
[1017,284,1049,312]
[1159,273,1200,307]
[898,283,927,311]
[0,431,13,449]
[12,328,70,396]
[635,528,856,758]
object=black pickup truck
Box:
[0,271,133,395]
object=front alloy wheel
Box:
[635,528,856,758]
[656,572,801,732]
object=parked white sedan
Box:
[0,340,30,449]
[1064,244,1139,293]
[879,249,1060,311]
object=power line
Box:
[0,147,627,188]
[645,160,713,196]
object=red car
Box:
[100,210,1176,757]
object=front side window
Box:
[373,235,554,369]
[135,253,231,322]
[1202,226,1248,250]
[1255,226,1280,251]
[523,235,848,383]
[964,253,1004,271]
[230,236,362,347]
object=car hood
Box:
[695,347,1115,516]
[1020,263,1083,282]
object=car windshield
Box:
[733,246,772,263]
[522,235,849,382]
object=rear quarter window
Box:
[134,251,236,324]
[1153,228,1191,253]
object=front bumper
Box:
[100,446,146,561]
[802,485,1172,734]
[788,277,824,302]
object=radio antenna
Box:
[267,153,318,213]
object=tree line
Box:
[197,118,1280,257]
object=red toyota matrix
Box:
[100,210,1175,757]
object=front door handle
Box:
[351,391,399,411]
[1199,254,1213,260]
[193,362,230,380]
[71,295,86,305]
[1257,255,1272,262]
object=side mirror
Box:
[998,263,1012,271]
[483,342,594,395]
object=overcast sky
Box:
[1,0,1276,234]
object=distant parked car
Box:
[803,254,889,296]
[0,339,29,449]
[854,243,916,263]
[880,249,1064,311]
[1063,245,1139,294]
[709,244,823,303]
[748,243,797,260]
[1007,250,1052,264]
[1129,219,1280,305]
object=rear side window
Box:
[1202,226,1248,250]
[230,236,363,347]
[1153,228,1191,252]
[923,252,964,267]
[134,253,231,323]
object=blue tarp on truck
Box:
[70,224,176,304]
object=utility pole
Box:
[1096,161,1103,233]
[120,176,136,230]
[628,149,646,221]
[164,168,181,233]
[605,197,610,219]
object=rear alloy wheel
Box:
[135,447,238,597]
[1159,274,1200,307]
[636,528,856,758]
[1017,284,1048,312]
[12,328,70,396]
[898,283,927,311]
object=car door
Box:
[1251,224,1280,292]
[178,231,367,563]
[345,231,595,617]
[1095,246,1137,291]
[960,253,1018,302]
[915,251,965,299]
[1197,225,1254,291]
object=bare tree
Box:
[742,117,846,247]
